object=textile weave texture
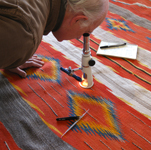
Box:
[0,0,151,150]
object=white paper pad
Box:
[97,41,138,59]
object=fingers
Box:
[19,61,43,69]
[27,59,44,65]
[20,56,44,69]
[8,67,27,78]
[28,55,44,65]
[32,58,44,65]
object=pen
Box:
[100,43,126,49]
[56,116,80,121]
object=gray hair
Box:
[66,0,106,25]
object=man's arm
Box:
[0,13,44,77]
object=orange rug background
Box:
[1,40,151,150]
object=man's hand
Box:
[7,55,44,77]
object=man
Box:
[0,0,109,77]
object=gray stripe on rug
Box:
[0,73,76,150]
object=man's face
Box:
[52,16,105,42]
[52,0,108,42]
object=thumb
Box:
[8,67,27,78]
[16,68,27,78]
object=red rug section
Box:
[2,41,151,150]
[0,122,21,150]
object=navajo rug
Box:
[0,0,151,150]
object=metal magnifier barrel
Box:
[79,33,95,88]
[83,33,90,54]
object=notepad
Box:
[97,41,138,59]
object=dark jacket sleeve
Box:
[0,0,50,69]
[0,15,35,69]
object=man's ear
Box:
[70,14,88,26]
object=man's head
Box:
[52,0,109,41]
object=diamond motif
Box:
[67,91,125,140]
[106,17,135,32]
[26,55,61,83]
